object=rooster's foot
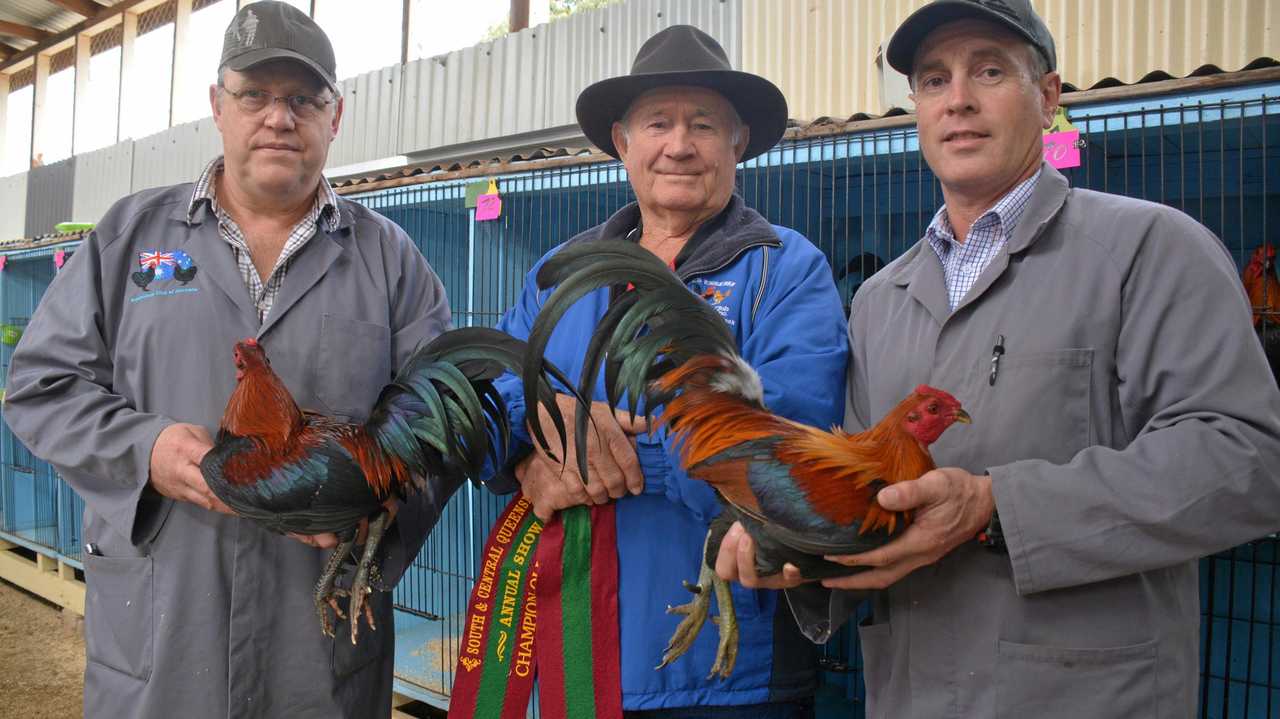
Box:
[707,573,738,679]
[368,561,392,593]
[315,538,356,637]
[657,562,716,672]
[347,511,390,645]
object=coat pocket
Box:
[83,552,154,681]
[994,638,1157,719]
[315,314,392,421]
[968,348,1093,465]
[857,615,892,719]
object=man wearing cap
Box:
[5,2,452,717]
[482,25,845,717]
[716,1,1280,717]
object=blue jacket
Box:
[486,195,848,710]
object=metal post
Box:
[170,0,192,127]
[0,72,8,171]
[117,10,137,141]
[30,53,49,168]
[72,33,90,155]
[509,0,530,33]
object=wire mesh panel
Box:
[0,254,64,554]
[350,85,1280,718]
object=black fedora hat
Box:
[575,25,787,162]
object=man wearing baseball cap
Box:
[717,2,1280,717]
[5,2,453,716]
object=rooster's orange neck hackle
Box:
[223,339,304,450]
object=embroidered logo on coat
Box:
[131,249,200,302]
[691,279,737,324]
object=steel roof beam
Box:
[47,0,114,18]
[0,21,52,43]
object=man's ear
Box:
[734,125,750,161]
[330,95,345,140]
[611,121,629,160]
[1039,71,1062,129]
[210,84,223,128]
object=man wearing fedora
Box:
[5,3,454,716]
[482,25,846,716]
[717,1,1280,717]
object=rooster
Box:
[1244,244,1280,385]
[200,327,572,643]
[524,240,970,678]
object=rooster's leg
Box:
[347,511,390,645]
[657,530,739,678]
[707,572,738,678]
[314,538,356,637]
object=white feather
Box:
[708,354,765,404]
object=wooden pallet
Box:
[0,539,84,616]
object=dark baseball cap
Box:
[886,0,1056,77]
[219,1,338,92]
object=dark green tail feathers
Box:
[526,241,737,485]
[366,326,573,486]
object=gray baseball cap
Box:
[219,1,338,92]
[886,0,1056,77]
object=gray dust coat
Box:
[4,184,454,718]
[789,164,1280,719]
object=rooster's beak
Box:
[953,409,972,424]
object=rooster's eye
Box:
[907,411,921,422]
[927,403,939,414]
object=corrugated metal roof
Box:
[743,0,1280,121]
[396,0,741,157]
[0,0,87,52]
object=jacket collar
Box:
[173,158,351,232]
[563,193,780,279]
[889,161,1069,289]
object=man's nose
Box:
[263,98,297,129]
[944,76,979,114]
[664,124,696,158]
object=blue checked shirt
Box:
[926,169,1042,311]
[188,156,340,324]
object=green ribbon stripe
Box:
[560,505,597,717]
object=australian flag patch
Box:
[133,249,198,291]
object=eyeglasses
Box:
[220,86,334,119]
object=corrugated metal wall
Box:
[24,158,74,238]
[396,0,741,155]
[3,0,1277,237]
[72,142,134,224]
[742,0,1280,121]
[328,65,404,169]
[130,116,222,193]
[0,174,28,242]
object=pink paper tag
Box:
[0,255,7,272]
[54,249,66,269]
[1042,129,1081,169]
[476,193,502,221]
